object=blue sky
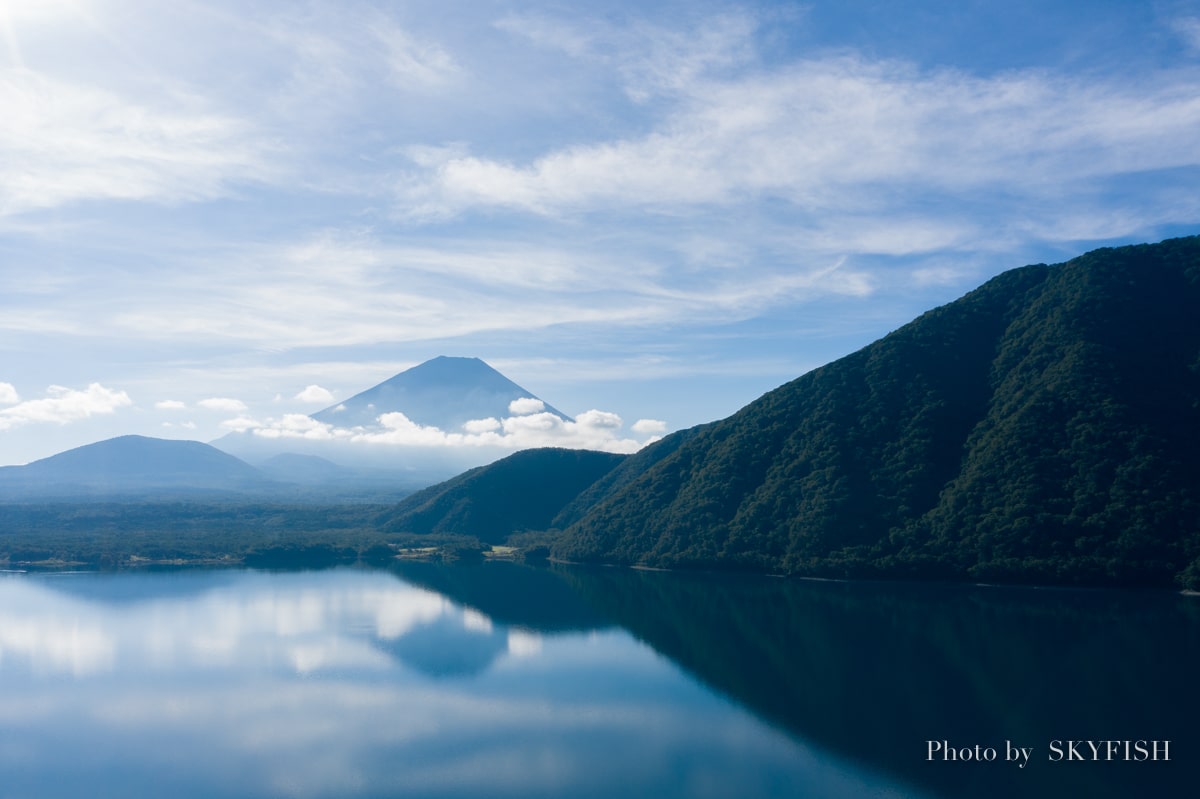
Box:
[2,0,1200,465]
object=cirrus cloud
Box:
[0,68,271,217]
[403,59,1200,220]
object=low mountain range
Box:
[1,358,579,502]
[0,435,269,499]
[380,236,1200,589]
[0,435,406,502]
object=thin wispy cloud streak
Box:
[0,68,269,215]
[402,57,1200,221]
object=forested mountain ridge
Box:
[377,448,626,544]
[552,237,1200,588]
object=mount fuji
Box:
[212,356,573,486]
[311,356,569,432]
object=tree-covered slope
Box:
[550,424,707,529]
[553,237,1200,588]
[377,447,625,544]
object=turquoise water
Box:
[0,564,1193,798]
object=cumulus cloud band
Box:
[237,406,664,454]
[0,383,132,431]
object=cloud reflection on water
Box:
[0,571,520,676]
[0,569,925,799]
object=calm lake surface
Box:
[0,563,1195,798]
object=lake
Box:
[0,563,1194,798]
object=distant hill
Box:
[377,448,626,544]
[551,236,1200,589]
[312,356,571,432]
[0,435,268,498]
[256,453,351,483]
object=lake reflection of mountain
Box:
[0,565,1193,799]
[381,613,510,677]
[397,563,1199,799]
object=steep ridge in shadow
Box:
[554,237,1200,588]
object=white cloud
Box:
[199,397,249,413]
[575,409,622,429]
[462,417,501,434]
[507,397,545,415]
[294,385,335,403]
[155,400,187,410]
[218,416,262,433]
[500,411,561,435]
[0,383,132,431]
[401,52,1200,221]
[250,413,348,441]
[0,68,270,216]
[242,405,657,454]
[631,418,667,435]
[369,411,454,447]
[0,382,18,404]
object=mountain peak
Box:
[311,356,571,432]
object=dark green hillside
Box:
[554,236,1200,588]
[550,425,707,529]
[377,447,625,544]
